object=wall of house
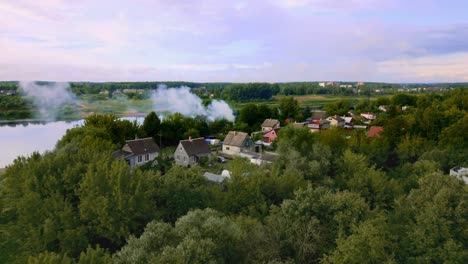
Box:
[174,145,191,167]
[222,145,241,156]
[131,152,158,168]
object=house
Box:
[222,131,254,156]
[361,112,377,124]
[0,90,16,96]
[368,126,384,138]
[342,117,354,129]
[308,119,330,132]
[114,137,160,169]
[319,82,326,87]
[174,137,212,167]
[263,128,280,143]
[341,116,354,127]
[378,105,388,112]
[449,167,468,184]
[326,115,345,127]
[261,118,280,131]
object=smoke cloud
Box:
[19,81,75,120]
[150,85,234,121]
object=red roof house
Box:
[368,126,384,138]
[263,128,279,143]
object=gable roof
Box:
[223,131,249,147]
[311,111,327,120]
[264,128,279,137]
[180,137,211,156]
[261,119,280,128]
[368,126,384,138]
[125,137,160,155]
[342,116,354,123]
[327,115,345,122]
[292,122,307,128]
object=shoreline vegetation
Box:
[1,81,463,121]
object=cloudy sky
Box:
[0,0,467,83]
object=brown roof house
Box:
[222,131,254,156]
[174,137,212,167]
[261,118,280,131]
[114,137,160,169]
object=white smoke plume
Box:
[150,85,235,121]
[19,81,75,120]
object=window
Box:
[138,155,142,163]
[145,154,149,161]
[176,155,180,160]
[226,146,230,150]
[183,157,186,161]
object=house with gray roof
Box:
[222,131,254,156]
[114,137,160,169]
[174,137,212,167]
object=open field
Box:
[270,94,391,108]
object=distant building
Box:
[114,137,160,169]
[326,115,345,127]
[368,126,384,138]
[319,82,326,87]
[174,137,212,167]
[361,112,377,124]
[261,118,280,131]
[308,119,330,132]
[356,82,365,86]
[0,90,16,96]
[379,105,388,112]
[263,128,280,143]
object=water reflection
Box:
[0,117,144,168]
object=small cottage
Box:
[114,137,160,169]
[263,128,280,143]
[326,115,345,127]
[222,131,254,156]
[261,119,280,131]
[308,119,330,132]
[174,137,212,167]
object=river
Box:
[0,117,143,168]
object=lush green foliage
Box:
[1,89,467,263]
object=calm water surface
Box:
[0,117,142,168]
[0,120,83,167]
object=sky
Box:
[0,0,467,83]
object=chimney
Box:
[189,136,192,141]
